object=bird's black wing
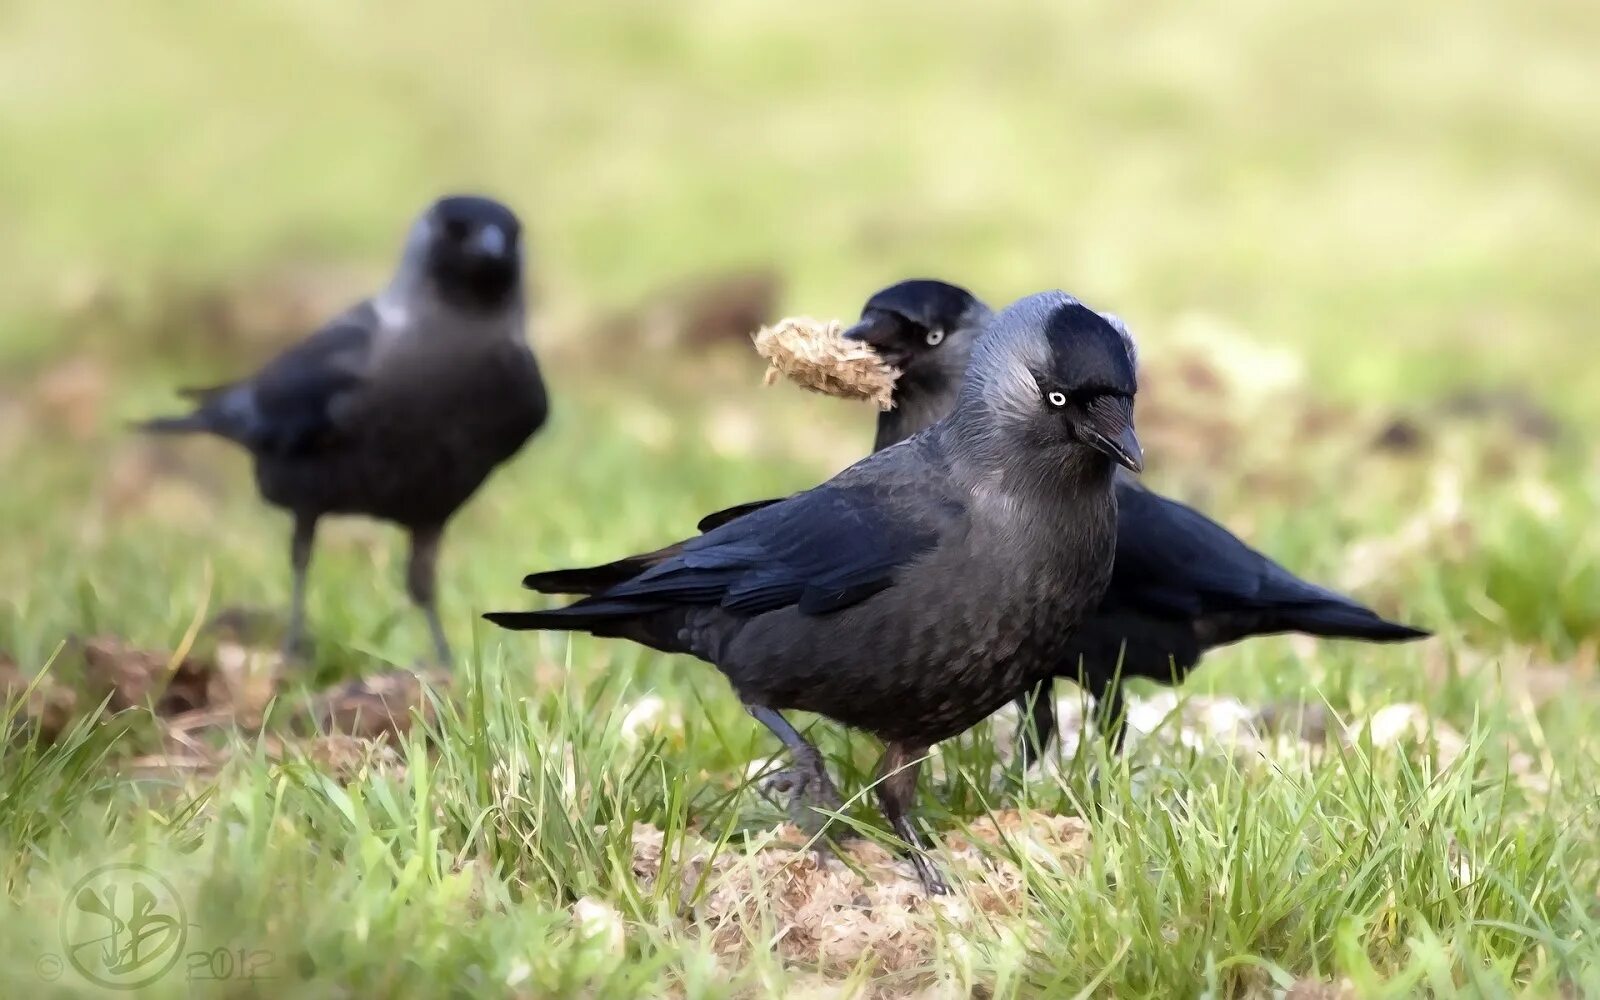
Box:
[492,479,957,629]
[143,304,378,456]
[1108,481,1427,640]
[524,498,787,597]
[595,483,949,616]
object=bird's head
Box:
[412,195,524,312]
[962,291,1142,473]
[841,280,990,388]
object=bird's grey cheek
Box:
[1018,417,1065,451]
[1034,414,1082,453]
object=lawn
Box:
[2,1,1598,996]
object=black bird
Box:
[489,291,1143,893]
[527,278,1429,763]
[835,282,1429,760]
[139,195,548,665]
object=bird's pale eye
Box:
[1047,391,1067,407]
[924,329,945,347]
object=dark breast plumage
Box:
[256,341,547,527]
[698,488,1118,745]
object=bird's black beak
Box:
[1080,396,1143,473]
[842,313,906,367]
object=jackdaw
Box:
[527,278,1428,763]
[488,291,1142,893]
[139,195,548,665]
[834,281,1429,759]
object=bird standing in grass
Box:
[139,195,548,666]
[489,291,1142,893]
[833,281,1429,761]
[529,278,1429,764]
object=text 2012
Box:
[186,948,277,982]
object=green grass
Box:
[3,1,1600,996]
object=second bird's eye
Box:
[924,329,945,346]
[1047,391,1067,407]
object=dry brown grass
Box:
[752,317,899,411]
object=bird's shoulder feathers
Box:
[570,449,966,620]
[184,302,380,456]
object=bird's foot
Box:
[279,632,314,666]
[412,655,453,676]
[425,635,454,672]
[884,817,949,895]
[759,764,847,838]
[909,851,950,896]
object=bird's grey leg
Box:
[874,741,947,895]
[283,514,317,661]
[745,704,845,836]
[406,524,453,667]
[1012,681,1057,771]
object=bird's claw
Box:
[279,632,314,665]
[910,853,950,895]
[758,765,846,837]
[757,767,803,799]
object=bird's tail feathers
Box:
[522,540,690,595]
[132,412,212,435]
[1274,601,1430,643]
[134,381,240,435]
[483,609,577,631]
[485,598,666,634]
[177,382,233,402]
[522,557,655,596]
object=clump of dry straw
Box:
[752,317,899,410]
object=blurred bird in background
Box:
[490,291,1142,893]
[530,277,1428,765]
[138,195,548,666]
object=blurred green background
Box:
[4,0,1597,393]
[2,2,1599,995]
